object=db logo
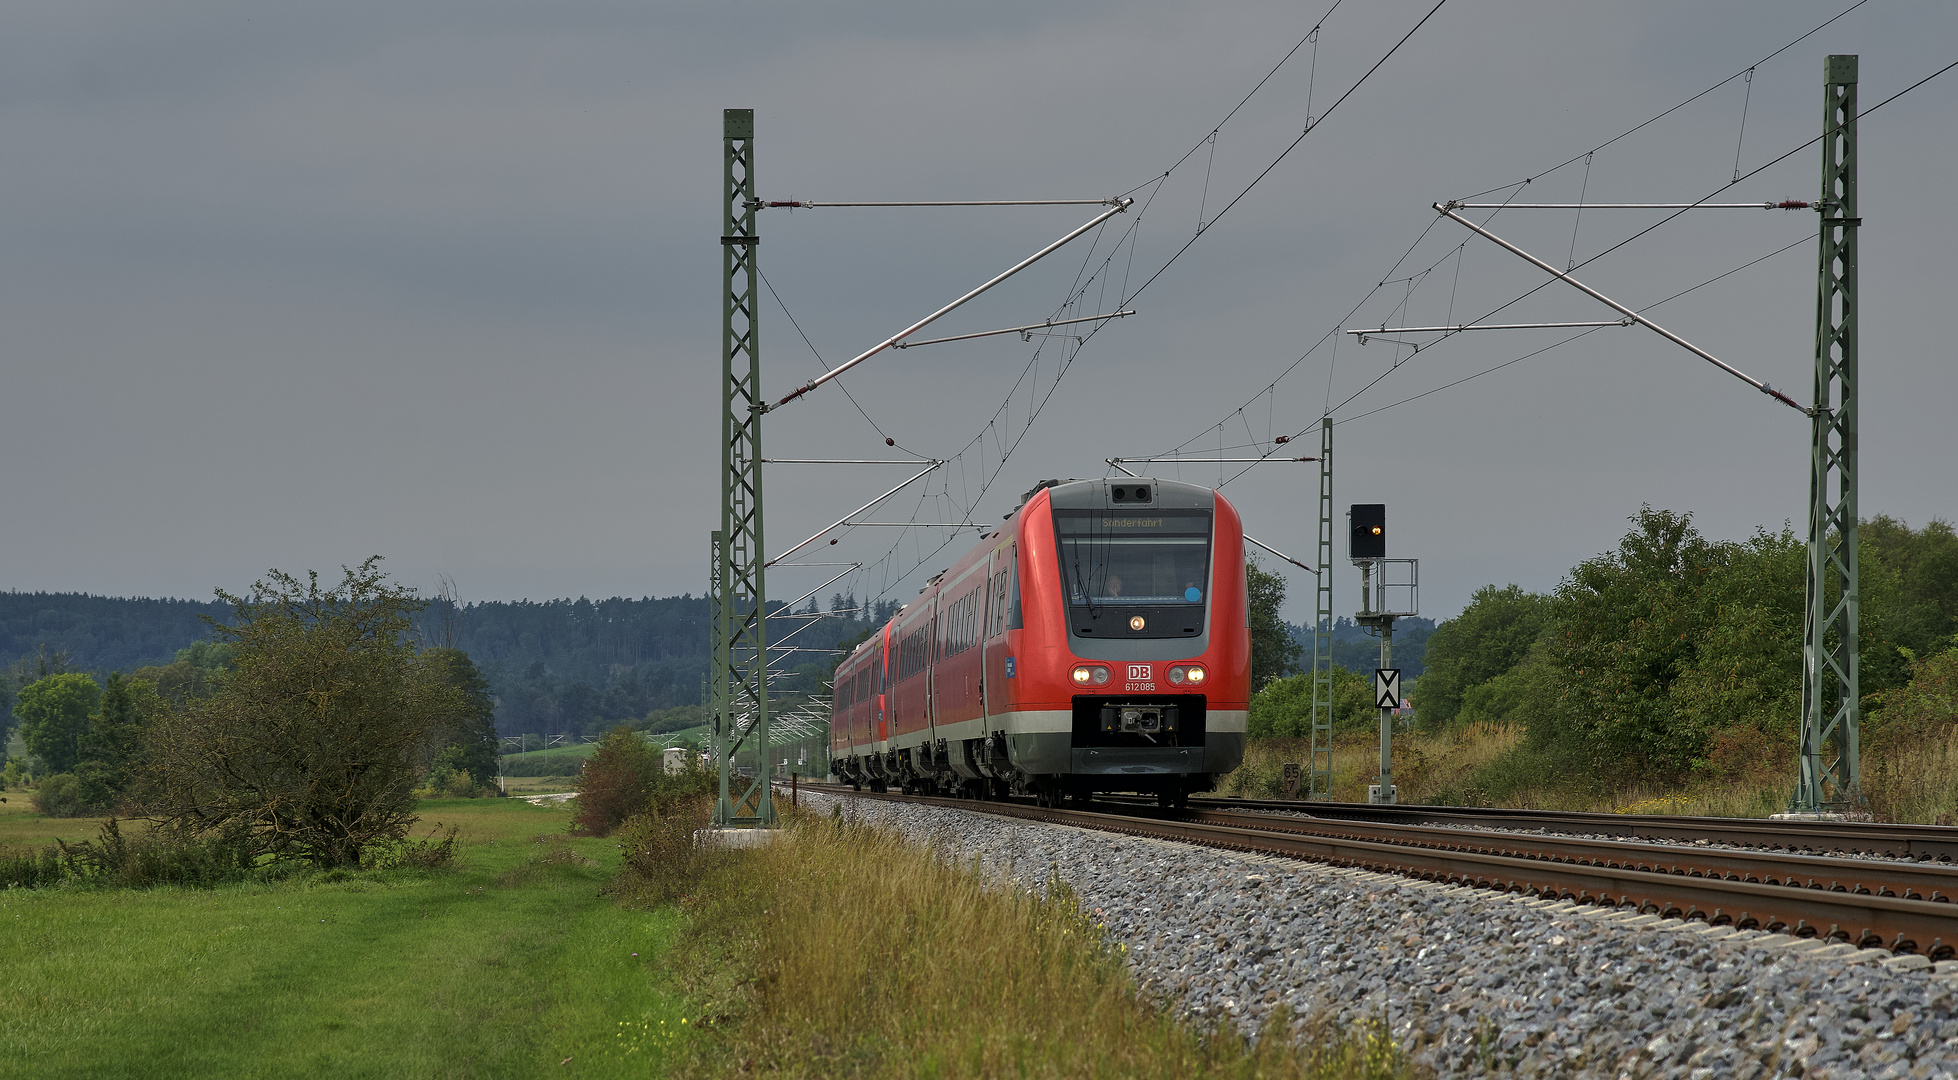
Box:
[1127,664,1151,681]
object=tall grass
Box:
[1212,727,1809,817]
[1863,723,1958,824]
[1214,723,1521,804]
[1214,721,1958,823]
[638,805,1420,1079]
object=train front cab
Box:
[1001,478,1249,805]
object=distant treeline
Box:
[1285,617,1434,678]
[419,594,899,735]
[0,593,231,674]
[2,590,899,739]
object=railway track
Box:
[805,784,1958,958]
[1189,795,1958,861]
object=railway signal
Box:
[1349,503,1385,560]
[1353,505,1416,805]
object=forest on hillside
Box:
[1,590,896,738]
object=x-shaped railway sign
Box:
[1375,668,1402,711]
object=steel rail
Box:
[807,786,1958,956]
[1182,807,1958,904]
[1195,797,1958,861]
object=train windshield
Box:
[1054,509,1211,637]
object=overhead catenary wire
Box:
[1148,1,1877,455]
[764,0,1452,611]
[1450,0,1871,204]
[1249,231,1818,473]
[1160,22,1952,479]
[1429,55,1958,360]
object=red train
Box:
[829,477,1249,808]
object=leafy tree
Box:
[1865,646,1958,756]
[1414,585,1552,730]
[1536,509,1812,777]
[3,644,74,752]
[142,559,465,868]
[71,672,160,809]
[1247,559,1300,689]
[421,648,499,786]
[572,725,663,836]
[14,672,101,774]
[130,652,229,705]
[1863,516,1958,659]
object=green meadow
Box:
[0,798,691,1079]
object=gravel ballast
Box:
[803,790,1958,1079]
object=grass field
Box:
[0,798,691,1079]
[503,742,597,766]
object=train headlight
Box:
[1168,664,1207,685]
[1129,615,1146,631]
[1072,664,1111,686]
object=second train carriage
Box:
[828,477,1249,807]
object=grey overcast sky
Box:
[2,1,1953,624]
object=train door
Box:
[924,598,939,740]
[983,543,1019,720]
[980,550,994,722]
[876,626,890,744]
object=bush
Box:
[31,772,93,818]
[607,788,717,906]
[0,844,64,889]
[361,824,461,871]
[56,818,256,888]
[572,726,665,836]
[1247,666,1372,738]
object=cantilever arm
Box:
[770,199,1132,410]
[1435,204,1806,414]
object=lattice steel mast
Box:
[1793,56,1861,813]
[1307,417,1334,800]
[712,108,775,828]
